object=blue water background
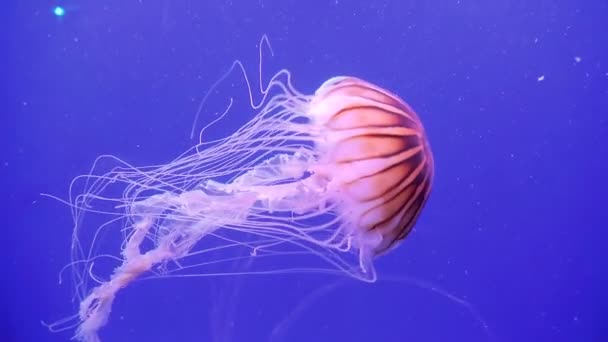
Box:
[2,1,607,341]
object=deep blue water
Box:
[3,1,607,342]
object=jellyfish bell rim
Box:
[315,76,353,95]
[308,75,369,127]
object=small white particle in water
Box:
[574,56,581,63]
[537,75,545,82]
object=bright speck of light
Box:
[54,6,65,17]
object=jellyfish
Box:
[48,42,434,342]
